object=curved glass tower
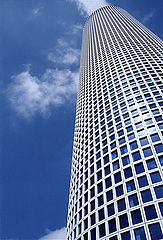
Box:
[67,6,163,240]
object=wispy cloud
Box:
[48,39,80,65]
[69,0,109,16]
[39,227,66,240]
[142,11,154,24]
[32,6,44,17]
[58,22,83,36]
[71,23,83,35]
[7,68,79,119]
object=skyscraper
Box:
[67,6,163,240]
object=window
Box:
[90,165,94,174]
[84,205,88,215]
[74,228,76,239]
[155,115,162,122]
[90,176,94,186]
[119,137,125,145]
[112,150,118,160]
[79,210,82,220]
[90,200,95,211]
[110,134,115,141]
[117,198,126,212]
[111,142,116,149]
[104,155,109,165]
[85,192,88,202]
[122,155,130,166]
[105,177,112,188]
[148,223,163,240]
[145,118,153,125]
[126,180,136,192]
[127,126,133,132]
[104,165,110,175]
[144,205,157,220]
[96,160,101,169]
[99,223,106,238]
[102,139,107,147]
[159,202,163,216]
[158,123,163,129]
[158,156,163,166]
[106,190,113,201]
[141,189,153,203]
[124,167,133,178]
[150,171,162,183]
[125,119,131,125]
[84,218,88,230]
[113,160,119,170]
[90,186,95,198]
[128,133,135,140]
[132,151,141,162]
[131,209,142,224]
[148,126,156,134]
[146,158,157,170]
[121,231,131,240]
[155,144,163,154]
[103,146,108,155]
[135,122,143,129]
[154,186,163,198]
[135,163,145,174]
[84,233,88,240]
[91,228,96,240]
[110,236,117,240]
[116,185,124,196]
[91,213,96,225]
[108,218,116,233]
[107,203,115,217]
[143,147,153,157]
[138,175,148,187]
[96,152,101,160]
[118,130,124,137]
[138,129,146,137]
[151,133,160,142]
[114,172,121,183]
[120,145,128,155]
[130,141,138,150]
[140,137,149,146]
[134,227,147,240]
[97,182,103,193]
[98,208,105,221]
[98,195,104,206]
[119,214,129,229]
[97,171,102,181]
[123,113,129,119]
[129,194,139,207]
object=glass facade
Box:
[67,6,163,240]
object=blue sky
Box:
[0,0,163,239]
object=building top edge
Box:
[91,5,119,15]
[83,5,120,30]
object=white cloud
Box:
[7,68,79,119]
[48,39,81,65]
[40,227,66,240]
[58,22,83,36]
[32,6,44,17]
[71,23,83,35]
[69,0,109,16]
[142,11,154,24]
[7,38,80,119]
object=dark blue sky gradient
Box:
[0,0,162,239]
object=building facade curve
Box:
[67,6,163,240]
